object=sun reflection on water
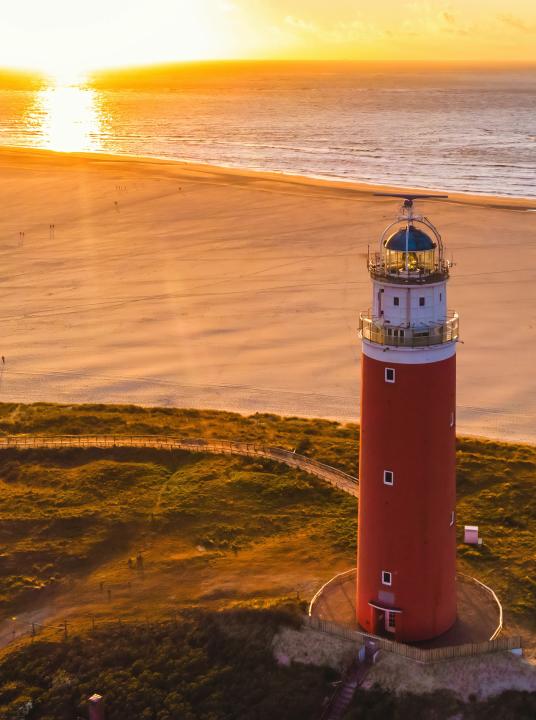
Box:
[29,81,104,153]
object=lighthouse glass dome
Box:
[384,226,437,273]
[370,219,449,283]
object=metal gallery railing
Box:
[359,311,459,348]
[368,252,450,285]
[0,434,359,498]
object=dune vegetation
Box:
[0,402,533,627]
[0,402,533,718]
[1,609,534,720]
[0,607,337,720]
[0,445,355,614]
[455,436,536,622]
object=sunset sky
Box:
[1,0,535,75]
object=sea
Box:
[0,64,534,198]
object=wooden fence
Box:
[304,615,521,664]
[308,568,357,617]
[3,608,181,652]
[4,608,521,666]
[0,434,359,497]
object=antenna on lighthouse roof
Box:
[373,193,449,199]
[373,192,449,209]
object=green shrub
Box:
[0,609,329,720]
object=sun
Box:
[0,1,238,77]
[43,65,90,87]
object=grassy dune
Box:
[456,436,536,622]
[0,402,533,629]
[0,403,357,472]
[0,403,534,719]
[0,448,354,615]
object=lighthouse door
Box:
[385,611,396,633]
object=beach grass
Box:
[0,402,533,631]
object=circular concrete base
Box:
[310,570,502,648]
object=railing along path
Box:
[306,569,519,663]
[305,615,521,665]
[0,435,358,498]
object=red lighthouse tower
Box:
[357,194,459,643]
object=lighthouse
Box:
[357,194,459,643]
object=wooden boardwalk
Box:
[0,434,359,497]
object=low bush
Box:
[0,608,332,720]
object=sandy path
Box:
[0,147,535,443]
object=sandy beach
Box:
[0,146,535,443]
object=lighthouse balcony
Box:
[359,311,459,348]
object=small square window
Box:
[381,571,392,586]
[385,368,395,383]
[393,297,400,306]
[419,297,425,307]
[383,470,394,485]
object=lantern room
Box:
[368,196,449,284]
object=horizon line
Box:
[1,57,536,78]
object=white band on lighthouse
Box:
[362,339,457,365]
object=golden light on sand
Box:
[29,83,103,153]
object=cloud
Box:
[401,3,471,36]
[284,15,317,34]
[327,19,386,43]
[282,13,385,45]
[440,10,470,35]
[498,14,536,33]
[274,3,536,56]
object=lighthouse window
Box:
[393,297,400,306]
[385,368,395,383]
[450,511,455,527]
[383,470,394,485]
[419,297,426,306]
[381,571,392,586]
